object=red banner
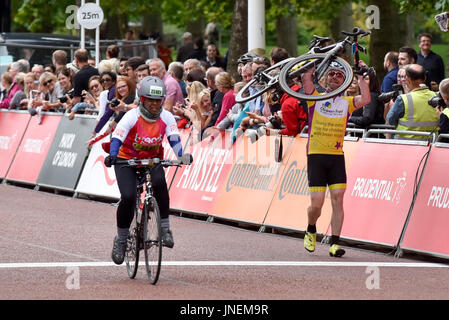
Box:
[0,111,30,178]
[264,138,360,235]
[211,134,294,224]
[341,141,430,246]
[6,113,62,184]
[400,147,449,256]
[168,130,239,215]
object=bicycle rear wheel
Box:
[278,53,353,101]
[143,196,162,285]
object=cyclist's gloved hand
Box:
[104,155,117,167]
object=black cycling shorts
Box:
[307,154,347,192]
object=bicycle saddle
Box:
[309,35,331,49]
[341,27,371,38]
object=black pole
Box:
[0,0,11,32]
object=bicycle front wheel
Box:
[235,57,295,104]
[143,196,162,285]
[278,53,353,101]
[125,226,139,279]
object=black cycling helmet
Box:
[137,76,166,100]
[237,52,259,65]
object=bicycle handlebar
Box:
[341,27,371,38]
[115,157,183,167]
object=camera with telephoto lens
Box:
[428,92,447,109]
[108,98,120,108]
[268,115,282,129]
[377,84,404,103]
[58,88,74,103]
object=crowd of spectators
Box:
[1,31,448,142]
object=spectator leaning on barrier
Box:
[0,72,20,109]
[68,75,103,120]
[381,51,399,93]
[417,33,445,89]
[70,49,99,111]
[436,78,449,135]
[386,64,439,140]
[90,71,117,140]
[8,73,26,110]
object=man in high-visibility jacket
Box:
[386,64,439,140]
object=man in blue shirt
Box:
[381,52,399,93]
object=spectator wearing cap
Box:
[176,32,195,63]
[148,58,184,113]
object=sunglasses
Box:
[328,71,344,79]
[100,78,112,83]
[89,84,100,90]
[42,79,53,86]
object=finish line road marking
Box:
[0,261,448,269]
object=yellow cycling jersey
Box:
[306,90,356,155]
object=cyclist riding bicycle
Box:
[104,76,184,265]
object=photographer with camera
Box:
[433,78,449,135]
[386,64,439,140]
[68,75,103,120]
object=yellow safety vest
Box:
[443,108,449,118]
[396,88,439,140]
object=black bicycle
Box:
[115,156,189,284]
[235,27,374,103]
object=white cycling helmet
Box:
[137,76,166,100]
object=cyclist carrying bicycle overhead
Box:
[301,61,370,257]
[104,76,184,265]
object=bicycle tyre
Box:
[125,226,139,279]
[278,53,353,101]
[125,202,141,279]
[235,57,295,104]
[143,196,162,285]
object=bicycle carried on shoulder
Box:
[114,156,188,285]
[235,27,374,103]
